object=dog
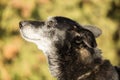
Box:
[19,16,119,80]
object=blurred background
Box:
[0,0,120,80]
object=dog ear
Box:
[75,29,97,48]
[83,25,102,38]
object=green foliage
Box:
[0,0,119,80]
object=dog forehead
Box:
[47,16,75,24]
[53,16,73,23]
[47,16,81,30]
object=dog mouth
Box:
[23,34,41,40]
[20,30,41,41]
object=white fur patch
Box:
[36,38,56,54]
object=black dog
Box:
[19,16,119,80]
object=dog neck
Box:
[45,51,61,77]
[45,45,102,80]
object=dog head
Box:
[19,16,102,55]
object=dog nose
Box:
[19,21,28,29]
[19,21,22,29]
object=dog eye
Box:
[48,21,53,25]
[49,21,53,24]
[47,20,56,28]
[75,36,83,44]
